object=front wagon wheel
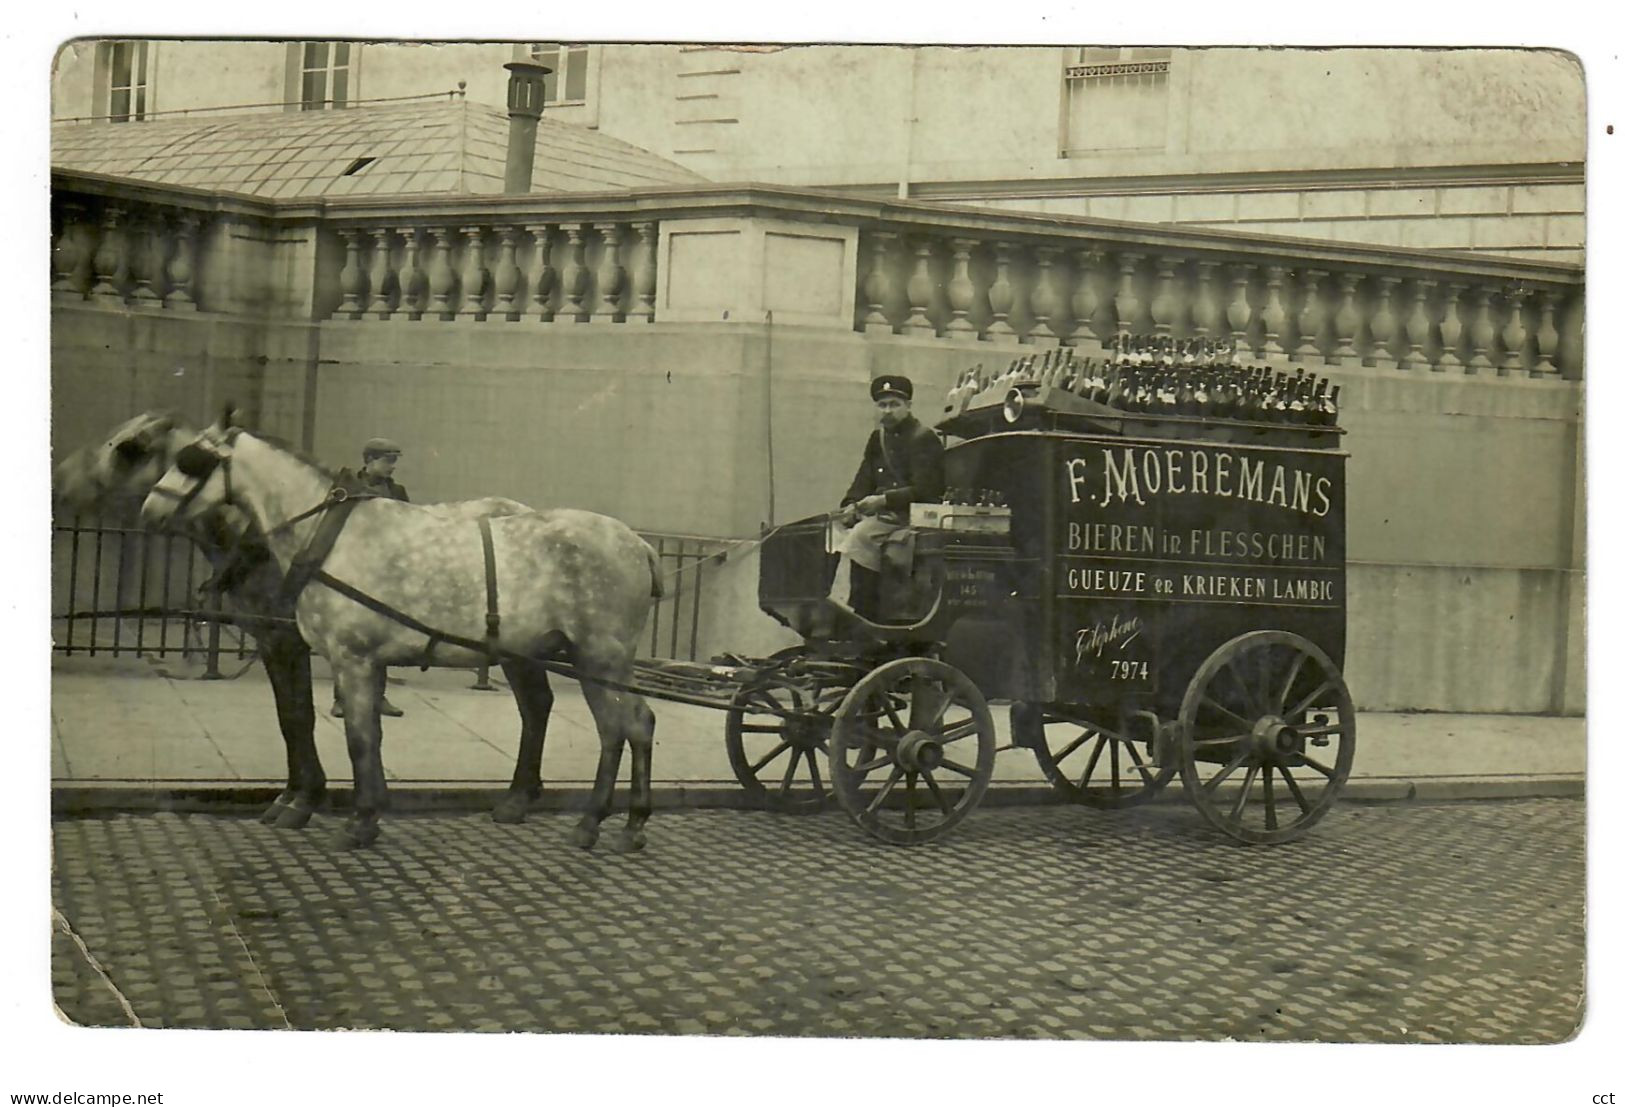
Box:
[829,657,996,845]
[1178,631,1356,845]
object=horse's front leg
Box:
[492,658,554,824]
[259,633,325,829]
[333,659,388,850]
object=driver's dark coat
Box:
[840,414,946,513]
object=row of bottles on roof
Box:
[944,334,1341,427]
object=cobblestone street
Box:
[51,798,1583,1042]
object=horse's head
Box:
[140,421,241,529]
[53,411,189,511]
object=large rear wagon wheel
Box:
[829,657,996,845]
[725,678,845,814]
[1013,703,1175,808]
[1178,631,1356,845]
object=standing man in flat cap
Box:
[330,437,411,718]
[830,374,946,620]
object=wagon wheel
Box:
[829,657,996,845]
[1013,703,1175,808]
[725,677,847,814]
[1178,631,1356,845]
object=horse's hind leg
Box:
[493,657,554,824]
[332,658,388,850]
[615,696,657,854]
[260,635,326,829]
[568,679,637,851]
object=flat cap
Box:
[870,374,913,402]
[362,437,403,458]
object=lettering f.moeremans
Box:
[1065,445,1334,519]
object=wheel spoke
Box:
[1263,765,1277,830]
[1200,695,1253,731]
[852,751,894,775]
[905,772,917,829]
[1120,740,1157,785]
[1204,749,1251,793]
[920,769,954,814]
[864,766,906,815]
[806,748,824,794]
[1228,763,1260,821]
[1296,722,1344,739]
[1284,679,1337,724]
[909,679,953,732]
[1109,739,1122,794]
[1225,658,1264,717]
[881,698,909,736]
[1048,729,1092,766]
[938,757,978,778]
[1192,732,1252,748]
[749,741,791,774]
[1273,650,1310,715]
[778,748,803,798]
[1278,765,1313,814]
[738,723,784,734]
[1298,754,1336,779]
[937,717,980,744]
[1078,734,1107,789]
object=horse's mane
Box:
[242,431,343,483]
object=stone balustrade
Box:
[53,171,1585,380]
[852,216,1585,380]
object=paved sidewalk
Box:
[50,653,1584,805]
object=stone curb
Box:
[51,775,1583,816]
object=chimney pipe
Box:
[503,61,551,194]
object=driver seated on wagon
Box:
[828,374,946,622]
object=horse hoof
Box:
[274,801,316,830]
[259,800,289,825]
[612,828,647,854]
[491,795,532,825]
[332,820,381,850]
[567,824,599,851]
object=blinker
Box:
[113,440,147,465]
[176,443,221,479]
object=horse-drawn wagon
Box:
[716,353,1354,846]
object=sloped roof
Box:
[50,99,708,199]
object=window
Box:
[299,42,353,110]
[527,43,590,104]
[1064,46,1173,154]
[104,40,150,122]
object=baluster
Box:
[492,226,522,320]
[525,224,556,322]
[594,223,626,323]
[366,228,394,318]
[1148,254,1181,337]
[458,226,489,321]
[945,238,980,339]
[1400,279,1435,372]
[128,213,164,309]
[1329,272,1362,365]
[1070,247,1101,346]
[1293,269,1327,361]
[1190,260,1220,340]
[629,221,658,324]
[336,229,365,319]
[1500,287,1529,378]
[1259,266,1287,357]
[1028,245,1061,345]
[1226,264,1254,353]
[163,213,200,311]
[52,202,88,300]
[986,242,1017,343]
[1436,283,1466,372]
[903,237,938,335]
[395,227,423,320]
[427,226,457,320]
[90,206,128,302]
[1367,276,1400,369]
[1532,290,1560,377]
[1113,252,1144,337]
[862,231,897,332]
[1466,285,1497,374]
[560,223,590,323]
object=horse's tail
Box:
[643,540,665,600]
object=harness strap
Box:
[310,571,497,658]
[276,493,370,610]
[479,516,501,659]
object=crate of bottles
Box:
[936,335,1345,450]
[912,490,1012,534]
